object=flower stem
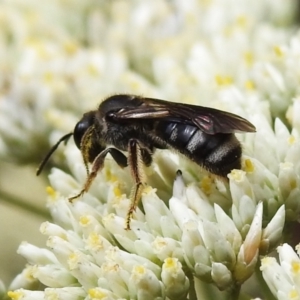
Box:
[0,188,50,219]
[188,273,197,300]
[229,283,241,300]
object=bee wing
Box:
[113,98,256,134]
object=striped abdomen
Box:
[154,121,242,177]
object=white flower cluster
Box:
[7,156,285,299]
[1,0,300,299]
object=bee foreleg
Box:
[69,147,127,202]
[126,139,147,230]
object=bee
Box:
[37,94,256,229]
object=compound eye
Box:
[73,112,95,149]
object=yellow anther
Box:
[245,80,255,90]
[88,288,108,299]
[244,159,254,173]
[244,52,254,66]
[215,74,233,86]
[273,46,284,58]
[288,136,296,145]
[63,41,78,55]
[46,186,57,199]
[79,215,91,226]
[164,257,177,268]
[200,176,212,195]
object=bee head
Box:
[36,111,97,176]
[73,111,95,149]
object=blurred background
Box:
[0,163,47,286]
[0,0,299,289]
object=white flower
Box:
[261,243,300,300]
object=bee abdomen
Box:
[155,122,218,156]
[202,134,242,177]
[156,122,200,149]
[155,122,242,177]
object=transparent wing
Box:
[112,98,256,134]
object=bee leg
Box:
[140,148,152,166]
[107,148,128,168]
[126,139,149,230]
[69,148,127,202]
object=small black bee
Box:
[37,94,256,229]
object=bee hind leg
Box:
[126,139,152,230]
